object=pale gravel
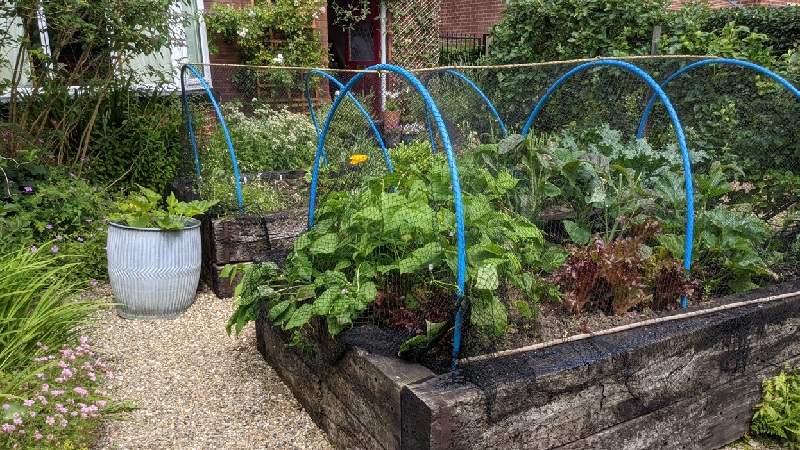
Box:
[87,283,332,450]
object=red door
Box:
[345,1,381,70]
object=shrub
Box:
[0,246,108,393]
[204,102,317,174]
[0,149,113,282]
[88,90,185,193]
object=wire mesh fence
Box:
[180,57,800,372]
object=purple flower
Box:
[85,219,92,223]
[68,172,75,178]
[30,246,38,252]
[76,236,84,242]
[24,186,33,193]
[45,224,53,229]
[90,280,98,286]
[51,245,59,253]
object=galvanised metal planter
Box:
[107,219,202,319]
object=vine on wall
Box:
[204,0,326,68]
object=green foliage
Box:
[0,246,107,392]
[703,5,800,57]
[648,163,775,294]
[752,364,800,448]
[87,90,185,193]
[110,186,216,230]
[205,102,318,174]
[489,128,775,307]
[487,0,670,64]
[1,0,183,165]
[204,0,325,67]
[228,141,549,353]
[0,149,113,282]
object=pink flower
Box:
[55,235,63,241]
[45,224,53,229]
[51,245,59,253]
[30,246,38,252]
[73,387,88,397]
[76,236,84,242]
[24,186,33,193]
[23,399,34,407]
[90,280,99,286]
[45,416,55,425]
[60,419,68,427]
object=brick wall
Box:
[438,0,504,37]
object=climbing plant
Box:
[389,0,440,68]
[204,0,326,68]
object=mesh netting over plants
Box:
[180,57,800,373]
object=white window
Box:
[0,0,211,100]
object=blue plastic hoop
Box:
[180,64,244,213]
[421,69,509,153]
[304,69,393,172]
[520,59,695,308]
[637,58,800,138]
[308,64,467,371]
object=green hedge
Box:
[703,5,800,56]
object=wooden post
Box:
[651,25,662,55]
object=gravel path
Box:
[88,284,332,450]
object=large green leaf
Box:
[309,233,339,255]
[283,303,313,330]
[475,264,499,290]
[563,220,591,245]
[470,297,508,337]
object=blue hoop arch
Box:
[309,64,467,370]
[520,59,696,308]
[304,69,393,171]
[421,69,509,153]
[637,58,800,139]
[181,64,244,212]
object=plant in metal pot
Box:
[107,187,216,319]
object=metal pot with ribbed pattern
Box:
[107,219,202,319]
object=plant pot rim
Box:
[108,217,201,232]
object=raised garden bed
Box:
[166,174,308,298]
[256,280,800,450]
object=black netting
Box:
[180,58,800,373]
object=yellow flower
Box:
[349,154,368,165]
